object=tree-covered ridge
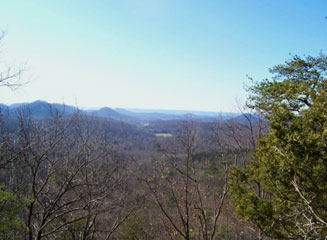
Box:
[2,27,327,238]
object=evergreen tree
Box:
[230,54,327,239]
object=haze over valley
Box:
[0,1,326,239]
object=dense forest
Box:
[1,29,327,239]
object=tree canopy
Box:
[230,53,327,239]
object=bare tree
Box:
[0,31,25,90]
[145,121,231,240]
[1,112,133,239]
[208,111,270,239]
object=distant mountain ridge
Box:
[125,108,233,117]
[0,100,241,123]
[0,100,77,119]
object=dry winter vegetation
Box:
[0,108,267,239]
[1,31,327,239]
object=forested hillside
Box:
[1,39,327,239]
[0,101,267,239]
[0,4,326,238]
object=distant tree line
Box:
[1,32,327,239]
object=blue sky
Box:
[0,0,326,111]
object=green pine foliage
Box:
[0,184,25,239]
[230,53,327,239]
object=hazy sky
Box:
[0,0,326,111]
